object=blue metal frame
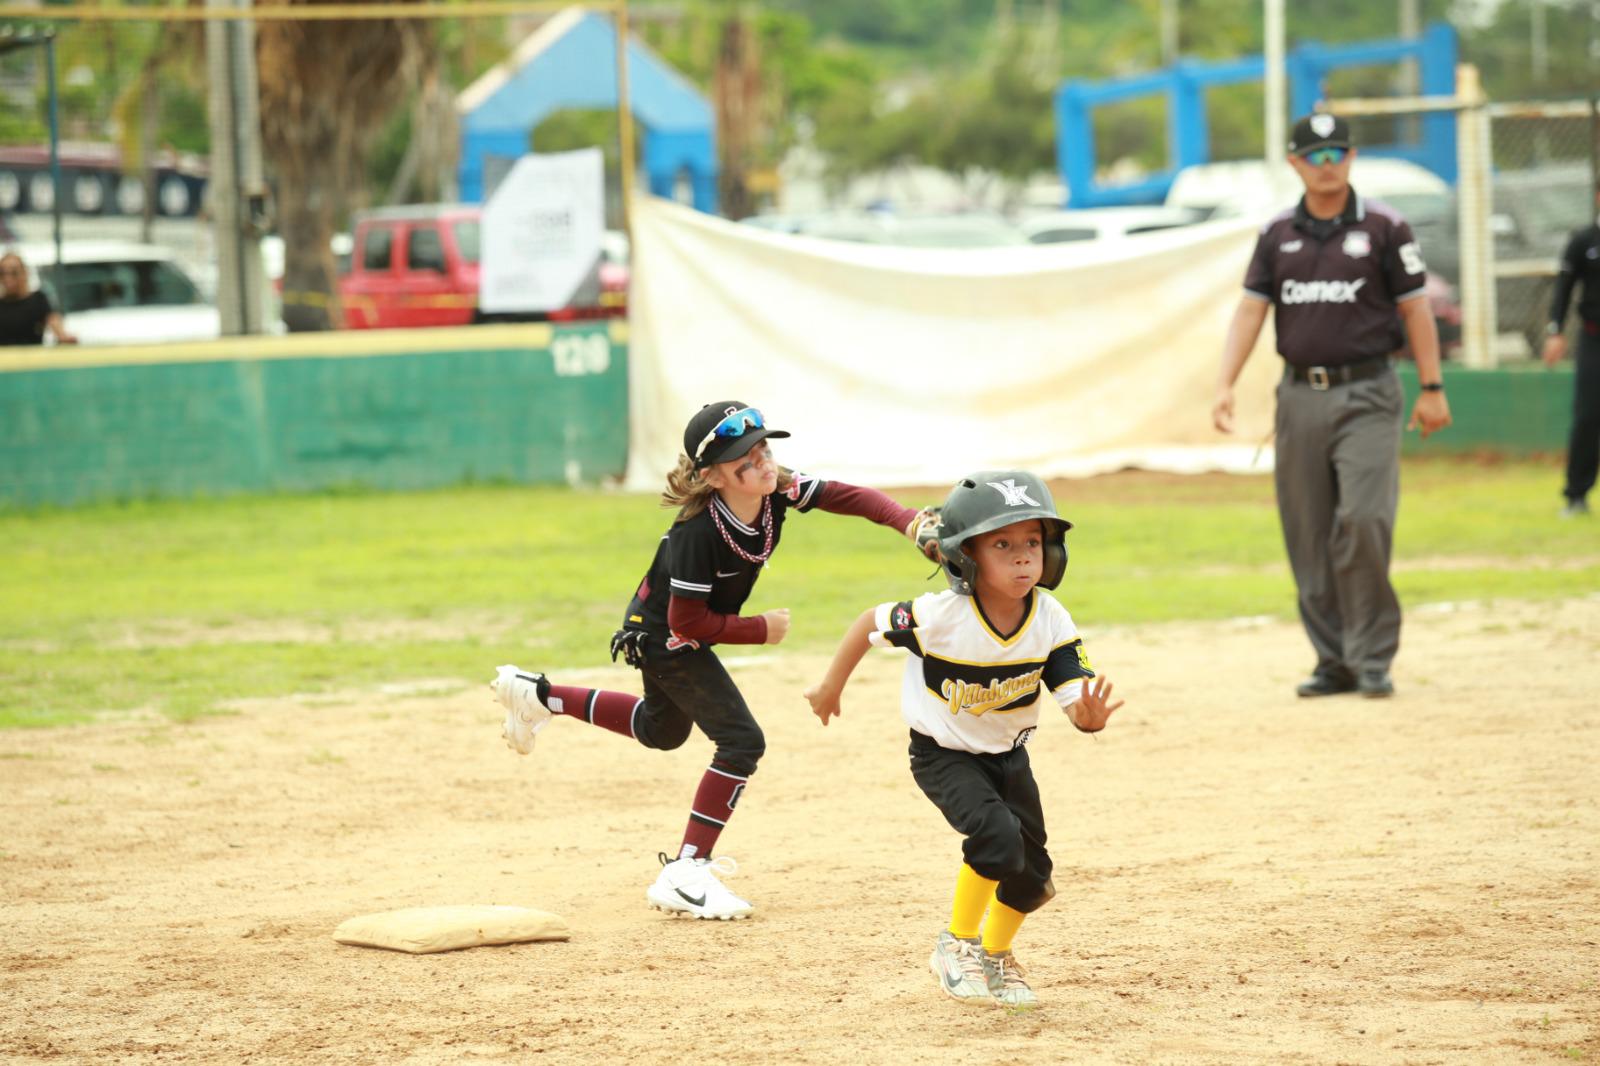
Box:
[1056,21,1457,208]
[457,10,718,212]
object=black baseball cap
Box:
[684,400,791,468]
[1287,112,1352,154]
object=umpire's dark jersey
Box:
[1244,191,1429,366]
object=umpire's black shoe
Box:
[1295,672,1357,698]
[1358,670,1395,699]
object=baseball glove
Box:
[909,506,943,563]
[610,627,647,669]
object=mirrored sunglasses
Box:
[1300,146,1349,166]
[694,406,765,463]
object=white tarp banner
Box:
[479,149,604,314]
[624,197,1283,490]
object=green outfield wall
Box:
[1395,362,1573,455]
[0,335,1575,509]
[0,322,628,508]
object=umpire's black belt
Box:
[1283,355,1392,390]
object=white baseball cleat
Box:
[646,852,753,920]
[929,930,992,1005]
[491,664,552,755]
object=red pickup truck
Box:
[336,203,627,329]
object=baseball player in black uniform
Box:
[489,401,936,920]
[1540,182,1600,518]
[1212,113,1452,700]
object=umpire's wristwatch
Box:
[1419,382,1445,392]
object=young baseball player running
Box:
[491,401,936,921]
[805,470,1122,1008]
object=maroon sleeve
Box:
[668,594,768,644]
[814,481,918,532]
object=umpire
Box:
[1211,113,1452,699]
[1539,181,1600,518]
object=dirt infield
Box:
[4,596,1598,1064]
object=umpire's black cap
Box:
[1287,112,1352,154]
[684,400,790,468]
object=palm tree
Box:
[256,6,430,330]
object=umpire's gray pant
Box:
[1273,366,1404,678]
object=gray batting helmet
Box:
[936,470,1072,595]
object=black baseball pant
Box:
[1564,325,1600,504]
[908,729,1054,914]
[633,645,766,777]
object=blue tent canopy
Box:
[456,8,717,212]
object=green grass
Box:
[2,457,1595,729]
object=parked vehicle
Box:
[10,239,219,345]
[1018,205,1203,245]
[741,211,1029,248]
[1490,163,1595,355]
[1163,156,1453,226]
[337,204,627,329]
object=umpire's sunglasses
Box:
[1299,146,1349,166]
[694,406,766,464]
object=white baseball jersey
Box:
[869,588,1094,755]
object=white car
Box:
[1018,205,1204,245]
[1163,157,1452,224]
[9,239,219,346]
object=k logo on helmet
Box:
[987,479,1040,507]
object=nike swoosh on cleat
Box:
[715,570,740,578]
[674,888,707,907]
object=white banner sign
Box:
[624,197,1284,490]
[479,149,604,314]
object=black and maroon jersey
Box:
[1550,220,1600,329]
[622,472,827,655]
[1242,190,1429,368]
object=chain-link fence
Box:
[1341,92,1598,365]
[1486,100,1598,359]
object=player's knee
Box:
[640,716,693,752]
[969,809,1026,877]
[997,876,1056,915]
[714,726,765,776]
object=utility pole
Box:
[204,0,267,335]
[1399,0,1420,144]
[1531,0,1548,87]
[1161,0,1178,66]
[1264,0,1285,169]
[615,0,637,239]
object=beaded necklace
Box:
[709,494,775,564]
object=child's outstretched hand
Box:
[1068,676,1123,733]
[804,682,842,726]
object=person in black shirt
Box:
[1212,113,1451,700]
[1540,183,1600,518]
[0,252,76,347]
[488,400,933,920]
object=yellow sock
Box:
[948,863,997,939]
[982,899,1027,955]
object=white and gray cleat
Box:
[981,948,1040,1010]
[929,930,992,1005]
